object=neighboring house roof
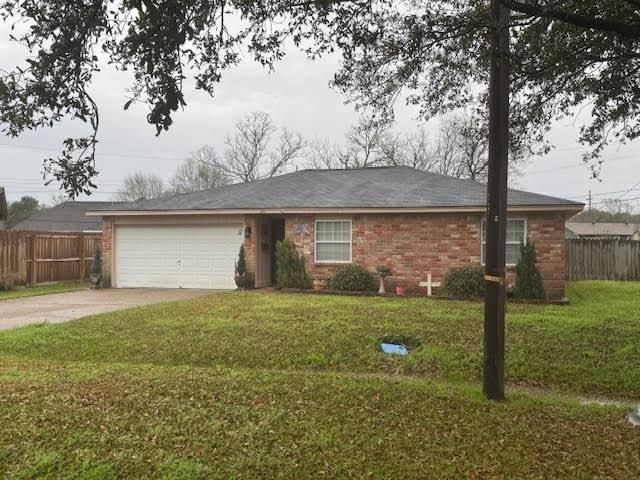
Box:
[565,227,579,239]
[88,167,583,214]
[0,187,6,222]
[11,201,122,232]
[565,222,640,238]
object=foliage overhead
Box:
[1,1,639,196]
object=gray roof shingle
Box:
[12,201,122,231]
[92,167,583,212]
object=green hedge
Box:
[442,266,485,299]
[275,240,312,289]
[329,265,374,292]
[513,241,546,299]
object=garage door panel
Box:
[115,225,242,289]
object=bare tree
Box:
[307,138,339,169]
[204,112,305,183]
[307,115,392,169]
[601,198,636,216]
[340,116,389,168]
[377,112,525,181]
[114,172,165,202]
[170,147,229,193]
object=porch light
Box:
[244,226,252,239]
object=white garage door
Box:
[115,224,243,289]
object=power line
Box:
[526,154,637,175]
[589,195,640,207]
[564,187,640,200]
[0,141,187,162]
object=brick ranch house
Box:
[88,167,583,299]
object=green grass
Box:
[0,281,89,301]
[0,281,639,478]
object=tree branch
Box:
[501,0,640,38]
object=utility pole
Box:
[483,0,510,401]
[588,190,592,210]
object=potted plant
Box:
[90,246,102,288]
[375,265,392,294]
[313,277,329,291]
[234,244,248,289]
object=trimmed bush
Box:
[329,264,374,292]
[275,240,312,289]
[442,266,485,299]
[235,244,247,276]
[0,273,18,291]
[513,241,546,299]
[91,246,102,276]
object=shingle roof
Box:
[12,201,122,232]
[91,167,583,212]
[566,222,640,237]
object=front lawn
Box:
[0,281,638,478]
[0,281,89,301]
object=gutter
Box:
[86,204,585,217]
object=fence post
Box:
[29,235,37,284]
[79,234,85,281]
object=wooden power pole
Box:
[483,0,510,401]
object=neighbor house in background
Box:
[12,201,121,233]
[566,222,640,241]
[88,167,583,299]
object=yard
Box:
[0,281,639,478]
[0,281,89,301]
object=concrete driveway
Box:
[0,288,211,331]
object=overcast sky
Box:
[1,23,639,212]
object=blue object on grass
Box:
[380,343,409,355]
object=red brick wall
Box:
[101,217,114,287]
[283,211,569,299]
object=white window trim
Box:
[314,219,353,264]
[480,217,527,267]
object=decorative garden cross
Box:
[418,273,441,296]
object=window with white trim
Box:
[315,220,352,263]
[481,219,526,266]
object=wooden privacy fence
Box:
[565,239,640,281]
[0,231,101,284]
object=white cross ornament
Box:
[419,273,441,296]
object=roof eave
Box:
[87,204,584,216]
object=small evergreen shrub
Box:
[275,240,312,289]
[513,241,546,299]
[235,244,247,276]
[91,246,102,276]
[329,264,374,292]
[442,266,485,299]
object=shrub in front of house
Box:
[0,273,18,291]
[329,264,375,292]
[513,241,546,300]
[275,240,312,289]
[442,266,485,299]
